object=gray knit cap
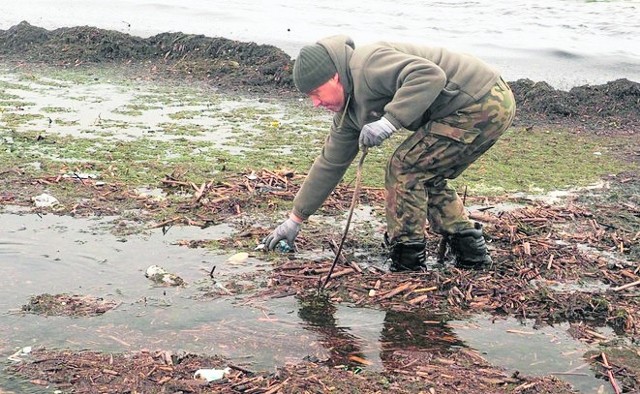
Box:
[293,44,337,94]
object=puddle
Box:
[0,211,330,366]
[453,315,615,393]
[0,211,618,392]
[133,186,170,200]
[533,278,611,294]
[295,304,615,393]
[468,182,609,214]
[577,243,636,270]
[509,182,607,205]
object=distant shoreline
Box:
[1,22,638,135]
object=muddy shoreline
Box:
[1,22,639,394]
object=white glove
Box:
[263,218,301,251]
[359,117,396,147]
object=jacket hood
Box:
[317,35,355,96]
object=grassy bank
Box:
[1,64,636,202]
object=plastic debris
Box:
[134,187,167,202]
[8,346,32,362]
[227,252,249,264]
[32,193,59,208]
[194,367,231,382]
[254,240,293,253]
[145,265,185,286]
[275,239,292,253]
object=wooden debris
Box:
[613,279,640,292]
[601,352,622,394]
[348,355,373,365]
[379,282,412,300]
[408,294,429,305]
[319,268,355,283]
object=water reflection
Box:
[297,294,463,370]
[297,294,368,366]
[296,295,614,393]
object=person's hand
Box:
[263,218,301,251]
[359,117,396,148]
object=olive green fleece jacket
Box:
[291,35,501,221]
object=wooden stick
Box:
[349,261,363,273]
[548,372,589,376]
[319,147,368,292]
[408,294,429,305]
[192,182,207,203]
[263,381,286,394]
[380,282,411,300]
[612,279,640,292]
[227,363,255,375]
[601,352,621,394]
[319,268,354,283]
[412,286,438,293]
[161,179,191,187]
[268,377,292,393]
[469,211,500,224]
[584,329,608,340]
[150,217,180,228]
[328,239,348,265]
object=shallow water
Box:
[0,70,297,149]
[1,0,639,89]
[0,210,617,393]
[0,208,326,364]
[454,315,615,393]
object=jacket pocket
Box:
[428,121,480,144]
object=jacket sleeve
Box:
[363,47,447,129]
[292,115,360,220]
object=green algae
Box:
[0,64,637,201]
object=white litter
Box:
[194,367,231,382]
[227,252,249,264]
[32,193,59,207]
[145,265,185,286]
[8,346,32,362]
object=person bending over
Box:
[264,35,516,271]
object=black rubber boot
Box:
[385,234,427,272]
[448,222,492,268]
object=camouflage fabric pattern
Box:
[385,78,516,243]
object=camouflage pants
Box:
[385,78,516,243]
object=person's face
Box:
[308,73,345,112]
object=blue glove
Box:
[359,117,396,147]
[263,218,301,251]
